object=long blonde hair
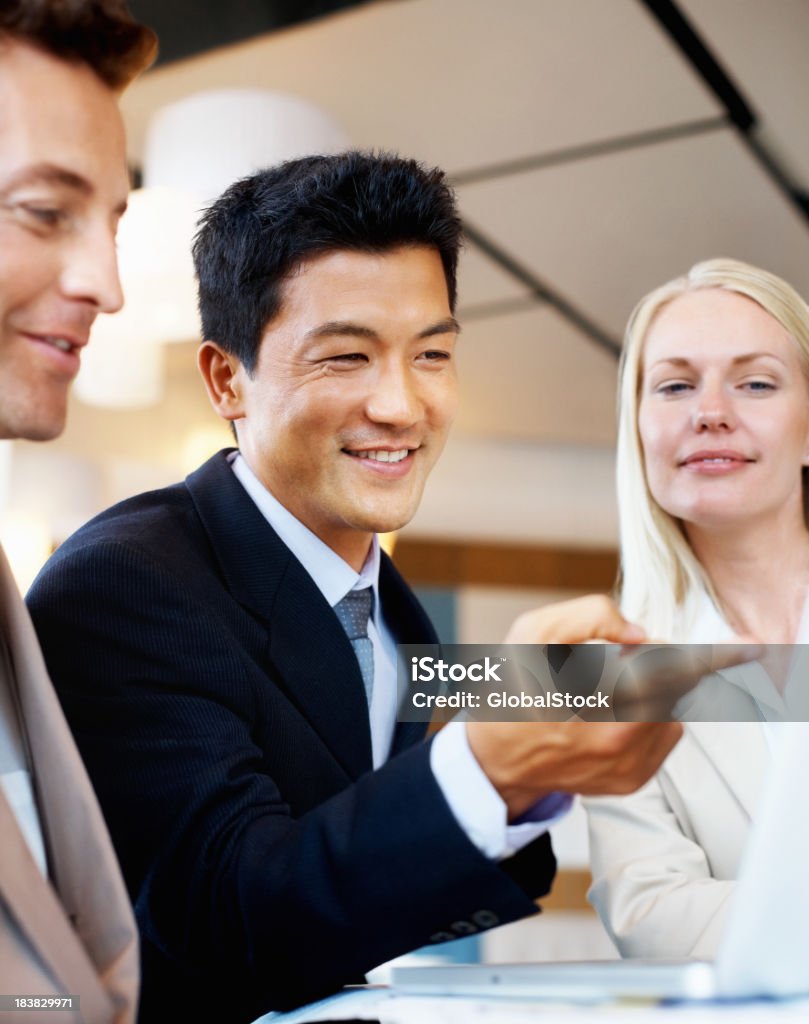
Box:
[617,258,809,639]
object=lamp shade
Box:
[112,186,200,344]
[75,325,165,410]
[77,90,349,409]
[75,188,196,408]
[144,89,351,202]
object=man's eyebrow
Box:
[1,163,93,197]
[0,162,128,216]
[304,321,379,341]
[304,317,461,342]
[418,317,461,339]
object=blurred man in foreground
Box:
[0,3,155,1019]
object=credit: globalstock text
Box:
[410,689,610,710]
[396,643,802,724]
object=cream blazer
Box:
[585,593,806,960]
[0,547,138,1024]
[586,722,766,958]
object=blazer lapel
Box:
[686,594,776,820]
[186,452,373,778]
[265,560,373,777]
[0,794,114,1020]
[688,722,767,819]
[379,555,435,756]
[0,550,126,1021]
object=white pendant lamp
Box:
[76,89,349,409]
[144,89,350,202]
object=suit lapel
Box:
[265,560,373,777]
[379,555,434,756]
[0,550,124,1021]
[186,452,373,778]
[688,722,767,819]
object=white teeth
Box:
[45,337,73,352]
[352,449,409,463]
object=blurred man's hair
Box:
[0,1,157,89]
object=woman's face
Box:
[638,288,809,533]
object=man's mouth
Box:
[40,336,78,353]
[345,448,413,464]
[26,331,84,354]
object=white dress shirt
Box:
[685,588,809,753]
[231,453,561,859]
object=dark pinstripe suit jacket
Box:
[27,450,555,1024]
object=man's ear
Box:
[197,341,246,423]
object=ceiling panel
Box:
[458,126,809,340]
[455,306,617,444]
[128,0,371,66]
[121,0,723,172]
[679,0,809,189]
[456,243,532,311]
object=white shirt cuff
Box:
[430,721,568,860]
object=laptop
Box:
[392,723,809,1002]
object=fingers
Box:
[704,642,765,673]
[605,721,683,794]
[504,595,647,645]
[612,647,697,717]
[466,719,684,817]
[611,642,763,720]
[560,722,682,796]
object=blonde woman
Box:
[586,259,809,958]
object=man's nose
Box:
[365,362,423,427]
[60,223,124,315]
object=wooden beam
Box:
[394,538,618,591]
[539,869,593,912]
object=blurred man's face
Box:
[0,38,129,440]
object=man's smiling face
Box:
[0,38,128,440]
[224,245,459,569]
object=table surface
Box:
[257,986,809,1024]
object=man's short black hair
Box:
[193,150,463,373]
[0,1,157,89]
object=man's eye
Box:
[21,205,68,229]
[421,350,451,361]
[324,353,369,368]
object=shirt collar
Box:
[230,452,380,613]
[692,585,809,644]
[690,586,809,714]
